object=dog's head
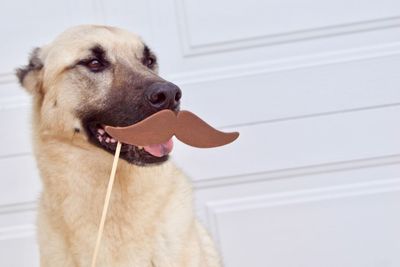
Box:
[16,25,182,165]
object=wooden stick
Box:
[90,141,122,267]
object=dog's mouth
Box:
[87,123,173,165]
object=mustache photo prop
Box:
[104,110,239,148]
[91,109,239,267]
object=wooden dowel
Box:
[90,141,122,267]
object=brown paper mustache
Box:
[104,110,239,148]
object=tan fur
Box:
[20,25,221,267]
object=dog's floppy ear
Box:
[16,47,44,94]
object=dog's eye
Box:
[79,59,106,72]
[146,57,156,68]
[86,59,103,72]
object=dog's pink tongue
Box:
[143,139,174,157]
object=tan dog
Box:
[16,25,221,267]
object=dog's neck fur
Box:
[31,96,182,185]
[31,109,196,263]
[33,127,187,202]
[31,103,191,224]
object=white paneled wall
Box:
[1,0,400,266]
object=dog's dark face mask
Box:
[17,26,182,166]
[76,45,182,166]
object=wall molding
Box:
[0,201,36,215]
[205,176,400,244]
[0,95,30,111]
[0,224,36,241]
[1,42,398,113]
[1,156,399,242]
[165,41,400,86]
[3,42,400,94]
[0,73,16,85]
[0,202,36,241]
[174,0,400,57]
[194,154,400,189]
[2,155,398,219]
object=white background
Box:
[1,0,400,266]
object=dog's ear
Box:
[16,47,44,94]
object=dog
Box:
[16,25,222,267]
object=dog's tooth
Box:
[98,136,103,142]
[97,129,105,135]
[137,146,143,150]
[110,138,116,143]
[105,137,110,143]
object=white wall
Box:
[1,0,400,266]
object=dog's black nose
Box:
[145,82,182,109]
